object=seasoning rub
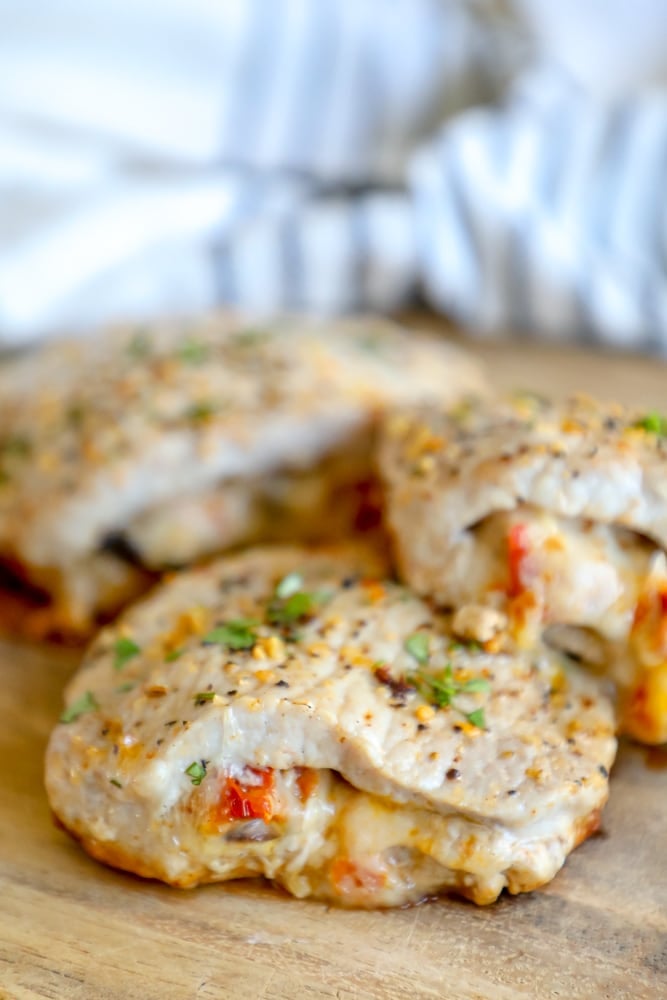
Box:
[47,544,615,908]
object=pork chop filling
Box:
[3,446,379,638]
[94,761,591,908]
[443,505,667,742]
[124,442,379,570]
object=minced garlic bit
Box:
[452,604,507,645]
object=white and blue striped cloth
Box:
[1,0,667,350]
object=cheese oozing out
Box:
[443,505,667,743]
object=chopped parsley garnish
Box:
[411,663,458,707]
[231,329,270,349]
[449,398,475,423]
[267,588,329,628]
[634,412,667,436]
[66,404,86,428]
[449,639,482,653]
[165,648,183,662]
[404,629,491,729]
[109,778,123,788]
[460,676,492,694]
[404,632,430,665]
[0,434,32,459]
[265,578,331,641]
[115,681,136,694]
[411,664,490,709]
[113,637,141,671]
[177,339,209,365]
[268,591,314,624]
[358,332,385,354]
[194,691,216,705]
[203,618,259,650]
[185,760,207,786]
[60,690,99,724]
[186,401,217,423]
[465,708,487,729]
[127,329,152,359]
[274,572,304,600]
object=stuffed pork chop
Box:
[0,313,485,637]
[380,393,667,744]
[46,545,615,908]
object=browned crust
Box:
[573,804,605,848]
[0,566,155,644]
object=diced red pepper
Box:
[632,587,667,657]
[633,594,650,629]
[507,523,530,598]
[215,768,275,824]
[330,858,386,898]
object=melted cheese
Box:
[452,507,667,743]
[142,765,580,908]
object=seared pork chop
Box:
[0,313,485,636]
[379,394,667,743]
[46,545,615,908]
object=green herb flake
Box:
[275,571,304,600]
[165,648,183,662]
[1,434,32,459]
[113,637,141,671]
[115,681,136,694]
[185,760,207,786]
[449,398,475,423]
[203,619,259,650]
[127,329,152,359]
[194,691,216,705]
[634,412,667,436]
[466,708,487,729]
[412,664,456,707]
[267,592,313,626]
[60,690,99,724]
[177,339,209,365]
[186,401,217,424]
[283,592,315,620]
[266,582,331,638]
[66,404,86,428]
[232,329,270,349]
[404,632,430,665]
[409,663,490,727]
[450,638,482,653]
[460,677,491,694]
[109,778,123,788]
[358,332,385,355]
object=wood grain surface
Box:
[2,337,667,1000]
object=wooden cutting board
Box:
[2,336,667,1000]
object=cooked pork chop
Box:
[379,394,667,743]
[0,313,485,635]
[46,545,615,908]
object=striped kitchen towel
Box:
[0,0,666,350]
